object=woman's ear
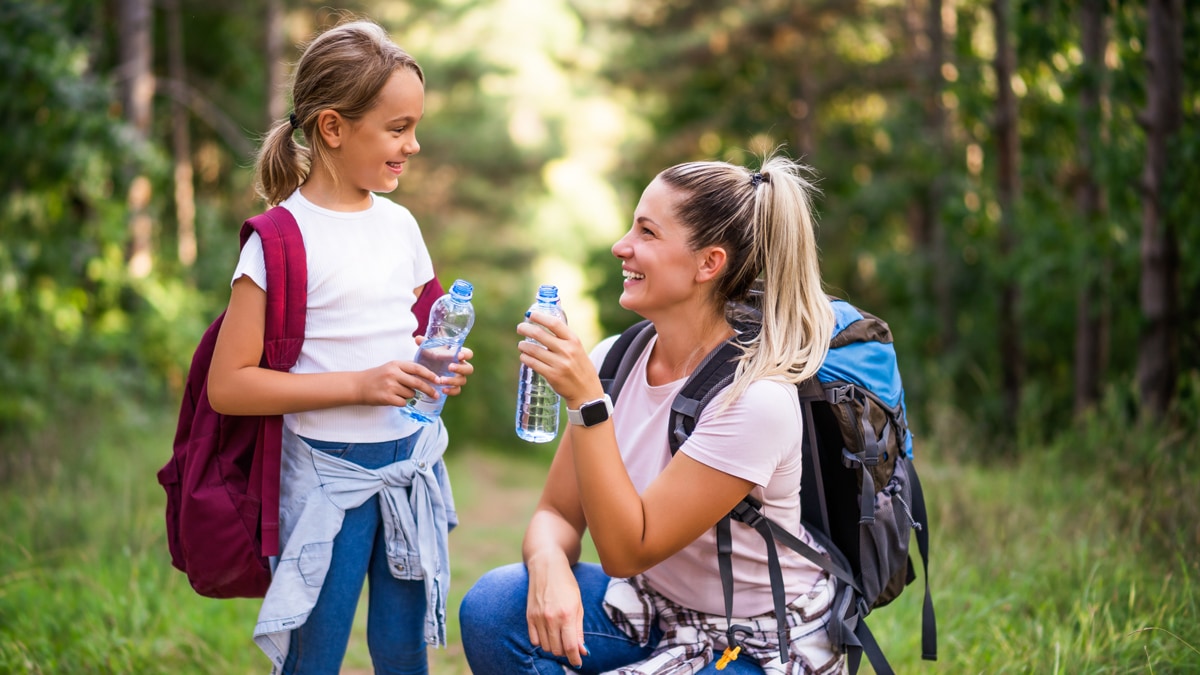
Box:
[316,109,345,148]
[695,246,728,283]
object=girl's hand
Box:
[358,340,475,407]
[439,344,474,397]
[517,312,603,410]
[357,359,440,407]
[525,551,589,667]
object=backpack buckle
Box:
[826,384,855,404]
[730,497,765,527]
[843,447,878,468]
[856,596,871,618]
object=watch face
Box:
[580,400,609,426]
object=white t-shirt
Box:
[590,334,825,617]
[233,190,435,442]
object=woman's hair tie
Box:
[750,172,764,187]
[289,112,300,130]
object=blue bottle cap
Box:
[450,279,473,302]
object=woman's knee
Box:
[460,563,529,635]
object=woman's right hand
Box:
[517,311,605,410]
[525,550,589,667]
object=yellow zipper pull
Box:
[716,645,741,670]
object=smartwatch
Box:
[566,394,613,428]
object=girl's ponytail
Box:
[254,117,311,207]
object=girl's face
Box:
[612,177,711,316]
[337,67,424,198]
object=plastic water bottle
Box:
[515,285,566,443]
[401,279,475,425]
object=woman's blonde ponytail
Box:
[657,151,835,405]
[742,155,834,390]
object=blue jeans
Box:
[459,562,766,674]
[283,436,428,675]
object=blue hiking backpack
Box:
[598,297,936,674]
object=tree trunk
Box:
[117,0,154,278]
[928,0,954,353]
[1072,0,1106,415]
[165,0,196,267]
[904,0,936,246]
[992,0,1022,434]
[904,0,954,354]
[265,0,287,129]
[1136,0,1183,417]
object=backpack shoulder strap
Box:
[241,205,307,371]
[239,205,306,558]
[910,464,937,661]
[412,273,445,337]
[599,319,655,404]
[667,340,742,453]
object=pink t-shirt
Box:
[591,334,825,617]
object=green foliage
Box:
[0,407,268,673]
[0,0,174,432]
[868,386,1200,673]
[586,0,1200,451]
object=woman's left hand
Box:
[516,312,603,408]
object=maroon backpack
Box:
[158,206,444,598]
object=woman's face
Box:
[611,177,710,316]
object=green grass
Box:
[0,401,1197,673]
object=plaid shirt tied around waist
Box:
[600,573,844,675]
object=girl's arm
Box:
[522,432,591,667]
[517,312,755,579]
[207,277,447,415]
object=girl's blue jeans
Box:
[282,435,427,675]
[459,561,766,674]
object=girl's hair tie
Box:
[289,112,300,130]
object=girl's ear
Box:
[316,109,345,148]
[695,246,728,283]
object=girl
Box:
[460,153,843,674]
[207,19,470,675]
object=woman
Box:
[460,153,842,674]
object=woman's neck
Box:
[645,313,734,386]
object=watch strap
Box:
[567,394,613,427]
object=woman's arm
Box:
[516,312,756,579]
[570,425,753,577]
[523,436,587,567]
[522,432,591,667]
[207,277,448,415]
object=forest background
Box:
[1,0,1198,672]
